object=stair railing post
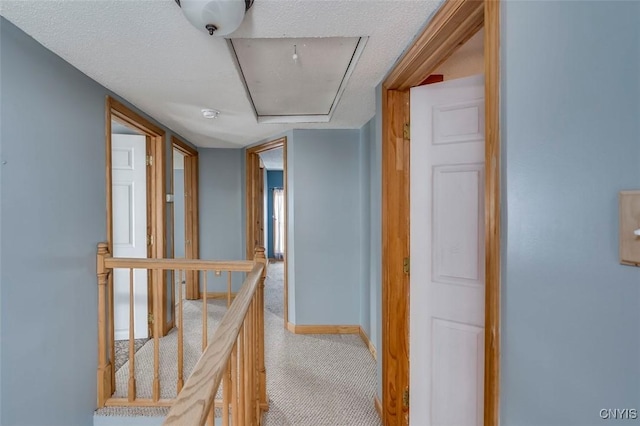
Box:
[96,242,113,407]
[253,246,268,413]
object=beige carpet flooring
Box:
[114,338,148,371]
[96,263,381,425]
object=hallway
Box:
[262,262,380,425]
[95,262,380,425]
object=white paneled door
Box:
[112,134,149,340]
[410,75,485,426]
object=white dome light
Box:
[180,0,247,36]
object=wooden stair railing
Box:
[96,243,268,425]
[163,255,266,426]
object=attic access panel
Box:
[230,37,367,123]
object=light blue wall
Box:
[289,129,362,325]
[198,149,245,291]
[501,2,640,424]
[360,121,372,336]
[0,17,198,425]
[359,113,382,356]
[372,83,383,399]
[1,17,105,426]
[174,169,185,258]
[0,21,3,418]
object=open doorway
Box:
[171,137,200,300]
[111,120,150,340]
[381,1,501,425]
[246,137,288,325]
[106,97,167,338]
[261,149,285,262]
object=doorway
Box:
[106,97,167,338]
[246,137,289,325]
[380,1,501,425]
[111,121,149,340]
[171,136,200,300]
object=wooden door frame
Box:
[106,96,167,338]
[171,136,200,301]
[381,1,501,425]
[245,137,288,325]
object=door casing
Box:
[171,136,200,301]
[381,1,501,425]
[245,137,289,326]
[106,97,167,338]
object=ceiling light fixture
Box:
[201,109,220,119]
[292,45,298,62]
[175,0,254,36]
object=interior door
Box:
[112,133,149,340]
[410,74,485,426]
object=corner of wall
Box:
[286,133,296,324]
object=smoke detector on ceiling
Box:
[176,0,254,36]
[201,109,220,119]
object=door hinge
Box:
[403,257,410,275]
[147,234,154,246]
[403,122,410,140]
[402,386,410,408]
[146,155,153,166]
[148,313,154,324]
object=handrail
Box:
[96,243,269,421]
[104,256,254,272]
[163,262,264,425]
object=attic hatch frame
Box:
[380,0,501,425]
[227,37,369,124]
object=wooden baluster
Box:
[109,264,116,393]
[253,298,258,425]
[249,296,254,424]
[253,298,259,424]
[244,307,253,425]
[223,358,231,426]
[177,269,184,393]
[231,341,239,426]
[238,325,245,426]
[207,404,214,426]
[227,271,232,307]
[96,243,112,407]
[251,296,262,425]
[128,268,137,402]
[202,271,208,351]
[254,247,268,411]
[153,269,160,402]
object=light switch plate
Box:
[619,190,640,267]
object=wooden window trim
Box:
[380,1,501,425]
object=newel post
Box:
[253,246,269,412]
[96,242,113,407]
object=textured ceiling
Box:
[0,0,443,148]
